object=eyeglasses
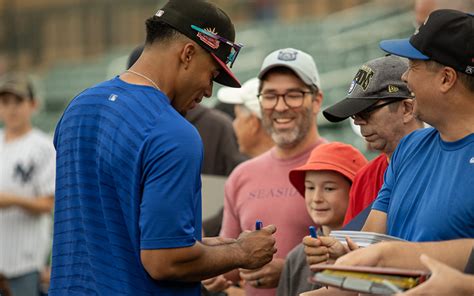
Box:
[351,100,401,120]
[190,25,243,68]
[257,90,313,110]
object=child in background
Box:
[0,73,55,296]
[277,142,368,296]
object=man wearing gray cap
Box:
[323,55,424,226]
[217,48,327,296]
[0,73,55,296]
[278,55,423,296]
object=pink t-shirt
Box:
[220,138,327,296]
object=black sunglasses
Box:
[351,100,402,120]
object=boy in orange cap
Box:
[277,142,368,296]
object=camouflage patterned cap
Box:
[0,73,35,100]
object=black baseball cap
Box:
[380,9,474,76]
[323,55,412,122]
[155,0,242,87]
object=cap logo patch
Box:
[155,9,164,17]
[388,85,399,93]
[352,65,374,90]
[197,28,220,49]
[466,66,474,75]
[277,49,298,61]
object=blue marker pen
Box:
[256,220,263,230]
[309,226,317,238]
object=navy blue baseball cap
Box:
[380,9,474,76]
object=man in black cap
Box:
[49,1,277,295]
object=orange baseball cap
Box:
[289,142,368,197]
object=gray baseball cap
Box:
[258,48,321,89]
[323,55,412,122]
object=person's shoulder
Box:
[25,129,55,158]
[146,113,200,147]
[403,127,436,141]
[353,154,387,184]
[397,127,436,150]
[29,129,53,144]
[227,149,273,183]
[75,77,118,97]
[231,149,273,173]
[359,154,387,172]
[389,128,437,166]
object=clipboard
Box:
[310,264,430,294]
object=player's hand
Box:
[238,258,284,289]
[303,235,357,266]
[236,225,277,270]
[398,254,474,295]
[202,275,233,292]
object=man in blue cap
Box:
[362,9,474,241]
[301,7,474,279]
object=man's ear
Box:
[247,114,260,135]
[401,99,415,124]
[312,90,323,114]
[180,43,197,69]
[439,67,457,93]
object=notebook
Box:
[329,230,406,248]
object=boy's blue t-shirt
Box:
[373,128,474,242]
[49,77,203,295]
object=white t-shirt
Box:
[0,128,55,277]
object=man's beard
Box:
[262,107,313,149]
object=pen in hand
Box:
[256,220,263,230]
[309,225,324,238]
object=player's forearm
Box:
[142,241,248,282]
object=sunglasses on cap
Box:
[191,25,243,68]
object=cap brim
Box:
[211,53,241,88]
[322,98,377,122]
[289,162,358,197]
[0,89,29,99]
[217,86,243,104]
[379,39,429,60]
